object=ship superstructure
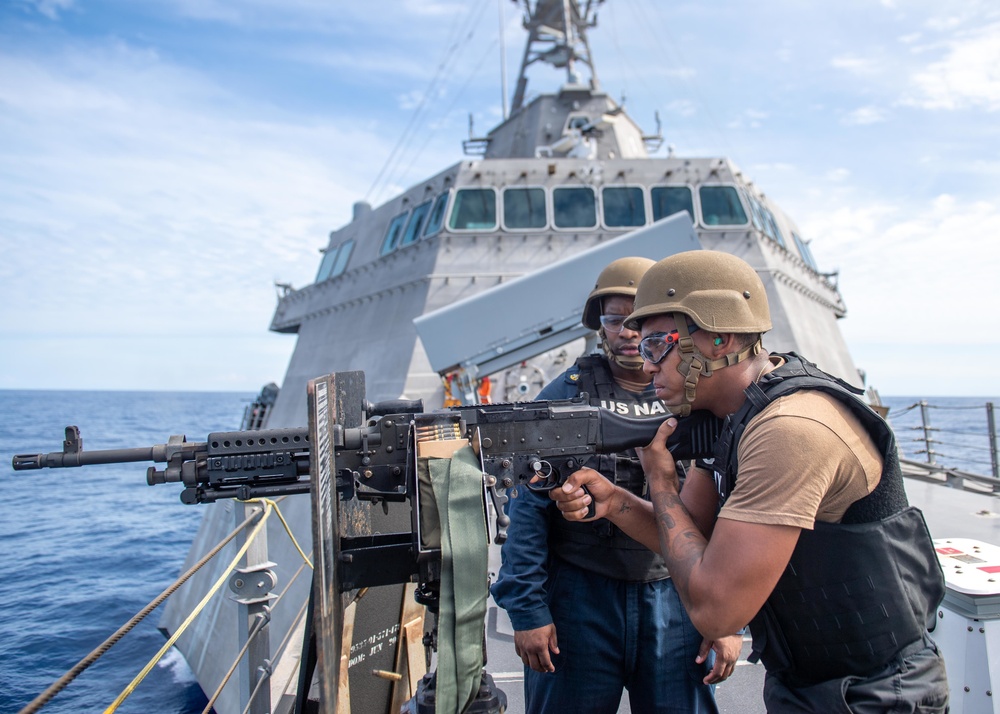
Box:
[160,2,863,712]
[263,10,856,425]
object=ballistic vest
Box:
[714,353,945,684]
[548,355,671,582]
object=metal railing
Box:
[888,399,1000,493]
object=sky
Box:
[1,0,998,397]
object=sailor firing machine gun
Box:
[14,371,721,714]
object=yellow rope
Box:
[260,497,313,569]
[103,502,272,713]
[103,497,314,713]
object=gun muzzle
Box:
[12,454,44,470]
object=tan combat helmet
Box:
[583,257,655,371]
[626,250,772,414]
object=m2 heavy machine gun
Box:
[14,371,722,713]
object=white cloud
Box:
[830,55,881,76]
[842,106,888,125]
[397,89,427,111]
[281,44,436,83]
[751,162,796,173]
[727,109,769,130]
[826,168,851,182]
[924,14,965,33]
[21,0,74,20]
[797,192,1000,394]
[665,99,698,118]
[904,23,1000,111]
[0,45,399,338]
[400,0,465,17]
[804,193,1000,340]
[158,0,471,37]
[660,67,697,81]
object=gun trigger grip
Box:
[582,485,596,519]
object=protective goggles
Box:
[638,325,700,364]
[598,314,629,334]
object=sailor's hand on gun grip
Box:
[549,467,615,521]
[636,417,682,492]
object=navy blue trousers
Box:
[523,559,719,714]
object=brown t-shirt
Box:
[718,390,883,529]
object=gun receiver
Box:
[13,398,721,527]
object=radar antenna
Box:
[510,0,603,113]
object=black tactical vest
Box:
[548,355,671,582]
[714,353,945,684]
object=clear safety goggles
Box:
[638,325,700,364]
[599,314,629,334]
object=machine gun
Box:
[13,394,721,540]
[13,373,723,713]
[12,396,430,506]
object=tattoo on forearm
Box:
[650,489,707,604]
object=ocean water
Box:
[882,395,1000,478]
[0,390,255,714]
[2,390,998,713]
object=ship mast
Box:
[510,0,603,113]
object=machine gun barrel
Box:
[12,426,203,471]
[12,425,313,504]
[14,444,165,469]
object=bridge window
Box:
[553,186,597,229]
[602,186,646,228]
[761,205,787,248]
[401,200,432,247]
[743,189,767,234]
[699,186,749,226]
[316,238,356,282]
[330,239,354,278]
[315,245,339,282]
[792,232,819,271]
[449,188,497,231]
[423,192,449,238]
[380,211,410,255]
[503,187,547,229]
[651,186,694,221]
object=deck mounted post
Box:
[231,503,276,714]
[987,402,998,484]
